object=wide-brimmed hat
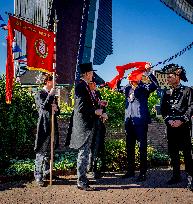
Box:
[161,63,188,82]
[79,62,96,74]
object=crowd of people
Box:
[33,62,193,192]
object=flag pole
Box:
[50,16,57,186]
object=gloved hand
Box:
[101,113,108,120]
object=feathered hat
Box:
[161,63,188,82]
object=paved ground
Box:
[0,167,193,204]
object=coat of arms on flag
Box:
[35,39,48,58]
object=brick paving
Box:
[0,167,193,204]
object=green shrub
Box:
[104,139,127,171]
[98,87,125,129]
[3,139,171,177]
[54,151,77,171]
[0,75,38,169]
[5,159,34,176]
[104,139,169,171]
[59,86,74,118]
[3,152,78,176]
[148,91,160,118]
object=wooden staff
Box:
[50,18,57,186]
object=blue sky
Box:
[1,0,193,86]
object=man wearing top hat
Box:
[160,64,193,191]
[69,62,103,191]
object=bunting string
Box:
[151,41,193,68]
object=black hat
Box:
[79,62,96,74]
[161,63,188,82]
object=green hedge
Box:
[0,75,38,170]
[103,139,169,171]
[3,139,170,177]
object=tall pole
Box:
[50,17,57,186]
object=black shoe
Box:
[136,174,146,182]
[187,175,193,191]
[35,179,44,187]
[187,182,193,191]
[167,176,181,185]
[77,184,96,191]
[121,172,135,179]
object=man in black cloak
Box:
[34,74,60,186]
[69,62,103,191]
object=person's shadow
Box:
[0,168,189,191]
[86,168,189,191]
[0,173,34,191]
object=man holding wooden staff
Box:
[34,73,60,187]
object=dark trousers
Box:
[167,123,193,177]
[125,119,148,175]
[34,152,50,181]
[89,118,106,173]
[77,136,92,186]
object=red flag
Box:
[9,16,55,73]
[5,16,56,104]
[6,19,14,104]
[107,62,150,89]
[127,69,144,82]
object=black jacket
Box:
[161,84,193,125]
[69,80,96,149]
[34,89,60,153]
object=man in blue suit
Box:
[119,64,158,181]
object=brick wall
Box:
[147,121,168,153]
[58,118,168,153]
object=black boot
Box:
[187,175,193,191]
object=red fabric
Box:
[5,16,56,104]
[9,16,55,73]
[107,62,149,89]
[6,19,14,104]
[128,69,144,81]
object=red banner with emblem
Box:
[6,16,55,103]
[9,16,55,72]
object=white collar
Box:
[81,78,88,85]
[43,86,49,93]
